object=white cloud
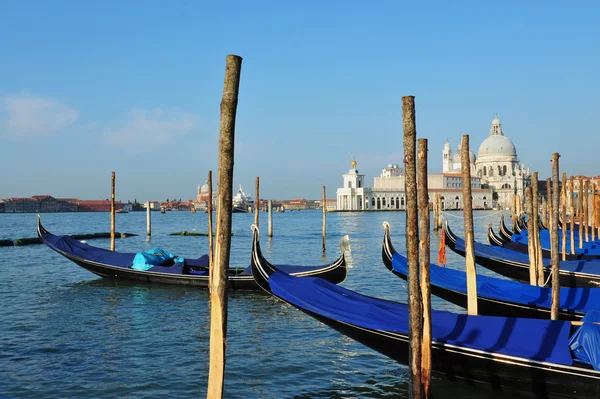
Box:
[2,93,78,138]
[104,107,196,152]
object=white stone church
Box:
[336,115,530,211]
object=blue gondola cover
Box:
[569,310,600,370]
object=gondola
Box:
[382,222,600,320]
[510,225,600,256]
[444,221,600,288]
[488,223,600,261]
[499,214,514,241]
[250,225,600,398]
[38,216,348,289]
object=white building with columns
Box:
[336,161,493,211]
[443,115,531,208]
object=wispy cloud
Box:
[2,93,78,138]
[104,107,196,153]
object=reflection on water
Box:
[0,210,517,398]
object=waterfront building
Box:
[336,160,492,211]
[337,115,530,211]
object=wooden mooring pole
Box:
[550,153,561,320]
[579,177,584,249]
[402,95,422,399]
[591,182,596,242]
[525,187,537,285]
[322,186,326,253]
[207,54,242,399]
[207,170,214,283]
[570,176,575,255]
[579,179,590,242]
[110,171,116,251]
[561,172,567,261]
[146,201,151,237]
[254,177,260,227]
[417,138,431,398]
[268,199,273,237]
[461,135,478,314]
[533,174,543,285]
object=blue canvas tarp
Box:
[268,270,574,366]
[391,252,600,313]
[131,248,185,271]
[569,310,600,370]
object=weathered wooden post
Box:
[525,187,537,285]
[541,196,548,229]
[402,95,422,399]
[510,194,519,231]
[110,171,116,251]
[546,177,552,230]
[461,135,478,315]
[322,186,327,253]
[550,153,561,320]
[207,54,242,399]
[417,138,431,398]
[582,180,588,242]
[592,182,600,241]
[254,177,260,227]
[579,177,584,249]
[533,173,543,284]
[207,170,214,283]
[561,172,567,261]
[432,195,438,231]
[591,182,596,242]
[268,199,273,237]
[146,201,151,237]
[570,176,575,255]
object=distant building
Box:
[336,159,492,211]
[79,200,124,212]
[442,115,531,208]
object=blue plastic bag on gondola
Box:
[131,248,184,271]
[569,309,600,370]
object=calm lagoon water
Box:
[0,210,513,398]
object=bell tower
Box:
[442,139,453,172]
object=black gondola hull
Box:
[308,311,599,398]
[446,224,600,288]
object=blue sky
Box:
[1,1,598,202]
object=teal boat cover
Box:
[132,248,185,271]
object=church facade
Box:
[443,115,531,208]
[336,115,527,211]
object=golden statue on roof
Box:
[350,155,357,169]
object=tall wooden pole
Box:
[584,180,589,242]
[579,178,584,249]
[533,174,543,285]
[268,199,273,237]
[402,95,422,399]
[525,187,537,285]
[254,177,260,227]
[207,54,242,399]
[550,153,561,320]
[417,138,431,398]
[146,201,151,237]
[322,186,327,253]
[461,135,478,315]
[570,176,575,255]
[591,183,596,242]
[561,172,567,261]
[545,177,552,230]
[110,171,115,251]
[207,170,214,283]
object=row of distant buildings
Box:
[0,196,132,213]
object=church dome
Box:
[477,135,517,157]
[200,181,209,194]
[477,115,517,159]
[453,144,476,163]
